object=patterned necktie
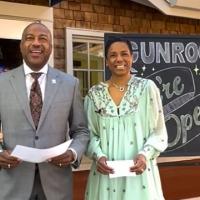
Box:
[30,73,43,129]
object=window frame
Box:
[65,27,104,75]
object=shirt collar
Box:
[23,60,48,76]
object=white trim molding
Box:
[166,0,200,10]
[0,1,54,65]
[0,1,53,22]
[130,0,200,20]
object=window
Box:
[66,28,104,97]
[0,38,22,71]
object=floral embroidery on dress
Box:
[88,83,111,116]
[87,76,148,116]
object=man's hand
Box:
[130,154,147,175]
[96,156,114,175]
[48,150,75,168]
[0,150,21,169]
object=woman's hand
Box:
[96,156,114,175]
[130,154,147,175]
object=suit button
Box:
[35,136,39,140]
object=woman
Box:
[84,38,168,200]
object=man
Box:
[0,22,89,200]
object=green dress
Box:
[84,76,168,200]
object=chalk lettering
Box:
[131,41,200,64]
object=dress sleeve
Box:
[139,80,168,160]
[84,95,107,161]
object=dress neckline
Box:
[102,76,135,107]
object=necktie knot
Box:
[30,73,43,80]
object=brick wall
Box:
[53,0,200,71]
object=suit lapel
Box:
[37,67,61,130]
[9,66,35,129]
[9,66,62,131]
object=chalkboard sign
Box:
[104,33,200,157]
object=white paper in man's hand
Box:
[107,160,136,178]
[11,139,73,163]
